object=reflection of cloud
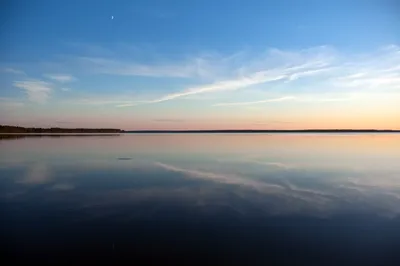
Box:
[344,175,400,190]
[35,161,400,221]
[216,157,295,170]
[333,174,400,216]
[50,183,74,191]
[7,159,399,220]
[18,163,51,184]
[1,191,28,200]
[155,162,284,192]
[153,162,400,218]
[117,157,132,161]
[247,160,295,170]
[154,162,338,213]
[0,158,27,168]
[281,180,331,198]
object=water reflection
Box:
[1,134,400,264]
[18,162,51,184]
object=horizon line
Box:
[124,129,400,133]
[1,125,400,133]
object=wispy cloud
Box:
[285,67,334,82]
[76,56,200,78]
[113,47,335,106]
[1,67,25,75]
[73,98,142,106]
[123,45,400,105]
[16,44,400,109]
[153,119,185,123]
[332,45,400,91]
[335,73,400,91]
[60,87,71,92]
[214,96,295,107]
[117,67,328,108]
[71,46,330,82]
[13,80,53,103]
[115,102,146,107]
[253,120,293,125]
[214,95,352,107]
[44,74,76,82]
[143,66,328,104]
[0,97,24,108]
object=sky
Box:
[0,0,399,130]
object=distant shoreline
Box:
[1,125,399,134]
[126,130,400,133]
[0,125,122,134]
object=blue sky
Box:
[1,0,399,129]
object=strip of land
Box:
[1,125,399,134]
[126,129,400,133]
[0,125,122,134]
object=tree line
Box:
[0,125,123,133]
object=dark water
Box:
[1,134,400,265]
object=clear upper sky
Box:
[1,0,399,130]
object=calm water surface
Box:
[1,134,400,265]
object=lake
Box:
[1,134,400,265]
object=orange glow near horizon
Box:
[118,116,400,131]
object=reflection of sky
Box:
[1,134,400,220]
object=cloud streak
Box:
[72,49,247,80]
[113,47,340,107]
[76,56,201,78]
[62,46,336,108]
[73,98,144,106]
[13,80,53,103]
[11,44,400,109]
[214,95,352,107]
[121,45,400,106]
[214,96,295,106]
[332,45,400,92]
[153,119,185,123]
[2,67,25,75]
[140,62,330,105]
[44,74,76,82]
